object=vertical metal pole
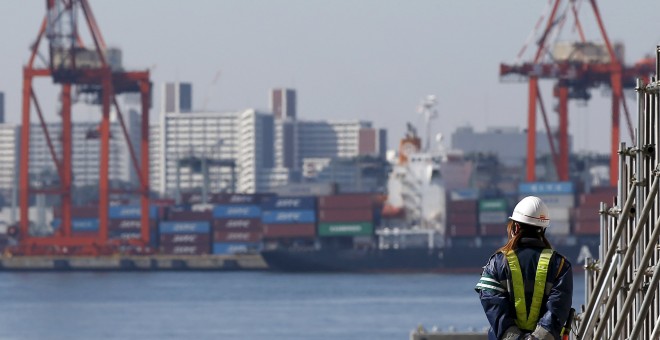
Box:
[61,83,72,238]
[140,80,151,245]
[99,71,112,244]
[611,73,622,187]
[558,83,569,181]
[19,69,32,242]
[527,77,538,182]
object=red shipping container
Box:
[160,233,211,245]
[168,210,213,221]
[213,218,262,232]
[53,206,99,218]
[108,219,159,231]
[447,223,478,237]
[447,200,478,213]
[448,213,478,225]
[159,244,210,255]
[480,223,507,236]
[318,194,375,209]
[318,208,373,223]
[574,221,600,235]
[573,206,601,222]
[214,231,262,243]
[262,224,316,238]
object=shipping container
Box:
[212,205,261,219]
[520,194,574,208]
[109,230,142,240]
[168,210,213,221]
[213,218,262,232]
[447,200,478,213]
[546,221,570,235]
[261,210,316,224]
[159,221,210,234]
[53,206,98,218]
[212,193,272,205]
[573,206,601,222]
[480,223,506,236]
[159,244,210,255]
[478,211,508,224]
[51,218,99,231]
[318,222,373,237]
[547,207,571,222]
[448,213,478,225]
[318,194,375,209]
[108,219,158,231]
[212,242,261,255]
[261,196,316,210]
[160,233,211,245]
[318,208,373,223]
[580,191,617,208]
[109,205,158,220]
[213,231,262,243]
[449,188,479,201]
[262,224,316,238]
[519,181,574,195]
[447,223,478,237]
[574,221,600,235]
[478,199,507,212]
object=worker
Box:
[475,196,573,340]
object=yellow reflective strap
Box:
[505,248,554,331]
[527,249,554,328]
[505,250,528,329]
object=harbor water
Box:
[0,272,585,340]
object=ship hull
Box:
[261,243,596,273]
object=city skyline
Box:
[0,1,658,153]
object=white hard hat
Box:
[509,196,550,228]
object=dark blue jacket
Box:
[475,238,573,340]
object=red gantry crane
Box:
[17,0,151,255]
[500,0,654,185]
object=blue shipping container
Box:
[213,205,261,219]
[518,182,574,195]
[52,218,99,231]
[261,196,317,210]
[261,210,316,224]
[159,221,210,234]
[109,205,158,220]
[212,242,261,255]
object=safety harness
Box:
[505,248,554,331]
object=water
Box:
[0,272,585,340]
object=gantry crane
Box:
[500,0,654,185]
[17,0,151,255]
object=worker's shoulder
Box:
[551,249,573,267]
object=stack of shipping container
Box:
[212,194,264,255]
[109,205,158,246]
[447,197,478,238]
[261,196,317,246]
[574,186,616,237]
[478,198,508,237]
[317,194,376,248]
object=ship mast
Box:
[417,95,438,152]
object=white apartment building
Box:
[0,124,19,196]
[296,120,385,161]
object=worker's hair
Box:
[498,219,552,254]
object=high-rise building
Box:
[236,109,276,193]
[163,82,192,113]
[296,120,385,161]
[270,88,296,120]
[0,124,19,197]
[27,110,142,188]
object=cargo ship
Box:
[259,124,605,273]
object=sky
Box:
[0,1,659,154]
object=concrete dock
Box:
[0,254,268,271]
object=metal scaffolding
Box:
[576,45,660,340]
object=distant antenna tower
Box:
[417,95,438,151]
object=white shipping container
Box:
[479,211,508,224]
[546,220,570,235]
[548,208,571,222]
[519,194,574,208]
